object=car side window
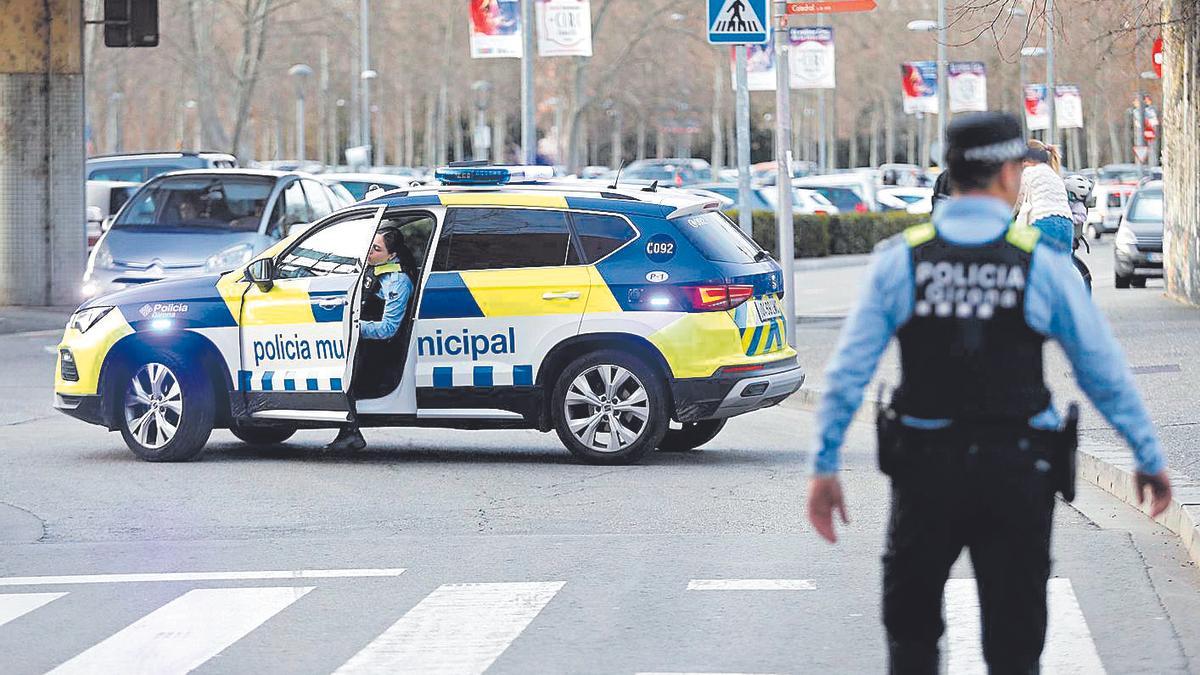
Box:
[433,208,577,271]
[570,212,636,263]
[302,180,333,220]
[275,213,378,279]
[282,181,311,232]
[88,167,144,182]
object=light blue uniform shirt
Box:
[359,260,413,341]
[812,195,1164,476]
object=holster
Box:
[876,389,904,477]
[1054,403,1080,502]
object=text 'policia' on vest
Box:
[891,222,1052,422]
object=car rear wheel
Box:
[552,350,669,465]
[1087,224,1101,240]
[1115,274,1131,289]
[658,419,727,452]
[230,423,296,446]
[118,352,214,462]
[1131,277,1148,288]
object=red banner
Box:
[787,0,876,15]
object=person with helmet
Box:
[325,228,416,451]
[1063,173,1097,292]
[806,111,1172,674]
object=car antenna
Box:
[607,161,627,190]
[641,180,659,193]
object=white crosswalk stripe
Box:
[46,586,313,675]
[334,581,565,675]
[945,578,1106,674]
[0,592,67,628]
[0,567,406,586]
[687,579,816,591]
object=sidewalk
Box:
[0,306,73,336]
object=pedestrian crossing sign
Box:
[708,0,769,44]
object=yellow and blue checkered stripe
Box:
[424,364,534,389]
[237,370,343,392]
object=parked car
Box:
[877,187,934,215]
[693,183,837,216]
[82,169,342,299]
[322,172,416,201]
[319,179,358,208]
[86,180,139,249]
[1113,180,1164,289]
[86,151,237,183]
[878,163,930,188]
[1085,183,1135,239]
[1097,163,1145,185]
[623,158,714,186]
[793,173,879,212]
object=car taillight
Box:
[681,284,755,311]
[813,209,828,216]
[674,172,684,187]
[855,202,868,213]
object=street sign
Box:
[1153,37,1163,79]
[708,0,768,44]
[786,0,876,15]
[1133,146,1149,163]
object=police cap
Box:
[946,111,1037,164]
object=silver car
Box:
[83,169,341,299]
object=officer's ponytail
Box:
[1027,139,1061,174]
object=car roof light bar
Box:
[434,164,555,186]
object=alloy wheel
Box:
[124,362,183,449]
[564,364,650,453]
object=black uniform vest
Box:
[891,223,1052,421]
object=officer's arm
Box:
[811,242,911,475]
[1029,248,1165,474]
[360,275,413,341]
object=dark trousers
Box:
[881,430,1057,675]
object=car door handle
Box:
[314,296,348,308]
[542,291,581,300]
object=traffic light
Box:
[104,0,159,48]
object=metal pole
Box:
[296,95,306,161]
[521,0,536,164]
[1046,0,1057,150]
[735,46,753,236]
[773,1,796,347]
[1019,57,1028,138]
[359,0,371,155]
[936,0,948,166]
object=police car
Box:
[53,164,805,465]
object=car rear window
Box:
[88,166,145,182]
[1107,193,1124,208]
[1126,190,1163,222]
[671,211,761,264]
[571,212,636,262]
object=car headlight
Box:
[68,306,113,334]
[205,243,255,273]
[1115,225,1137,248]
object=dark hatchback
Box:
[1113,180,1164,288]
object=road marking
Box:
[0,592,67,627]
[945,578,1106,674]
[335,581,565,674]
[47,586,313,675]
[687,579,817,591]
[0,568,406,586]
[637,672,781,675]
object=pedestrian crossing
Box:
[0,569,1107,674]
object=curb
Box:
[785,386,1200,567]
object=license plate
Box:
[754,297,782,321]
[1146,252,1163,262]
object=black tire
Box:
[658,419,727,452]
[117,349,214,462]
[1088,224,1101,240]
[551,349,669,465]
[1131,277,1147,288]
[230,423,297,446]
[1115,274,1131,289]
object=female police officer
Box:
[326,228,415,451]
[805,112,1172,674]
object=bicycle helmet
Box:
[1063,174,1094,204]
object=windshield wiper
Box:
[754,250,773,262]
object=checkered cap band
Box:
[962,138,1027,163]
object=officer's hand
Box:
[807,475,849,544]
[1135,470,1173,518]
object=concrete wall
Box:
[0,0,86,306]
[1163,1,1200,307]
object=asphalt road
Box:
[1,266,1199,673]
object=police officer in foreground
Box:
[805,112,1173,674]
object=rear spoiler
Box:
[665,200,722,220]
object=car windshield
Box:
[114,176,274,231]
[1126,190,1163,222]
[672,211,761,264]
[804,186,865,212]
[1100,167,1141,183]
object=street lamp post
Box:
[906,17,946,166]
[335,98,346,165]
[361,69,378,163]
[359,0,371,151]
[288,64,313,162]
[1046,0,1057,149]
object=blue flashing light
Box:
[435,164,555,186]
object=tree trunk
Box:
[451,97,464,163]
[1163,0,1200,305]
[868,103,881,169]
[636,117,647,160]
[493,107,507,164]
[712,62,725,173]
[655,126,666,159]
[424,91,437,167]
[404,97,415,167]
[848,113,859,169]
[436,83,449,166]
[885,101,896,164]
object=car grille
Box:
[1135,233,1163,252]
[60,350,79,381]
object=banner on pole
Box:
[470,0,523,59]
[536,0,592,57]
[788,27,835,89]
[901,61,938,114]
[731,37,778,91]
[948,61,987,112]
[1024,84,1083,130]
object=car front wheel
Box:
[552,349,669,465]
[118,352,214,462]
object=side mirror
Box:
[1086,195,1097,209]
[243,258,274,291]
